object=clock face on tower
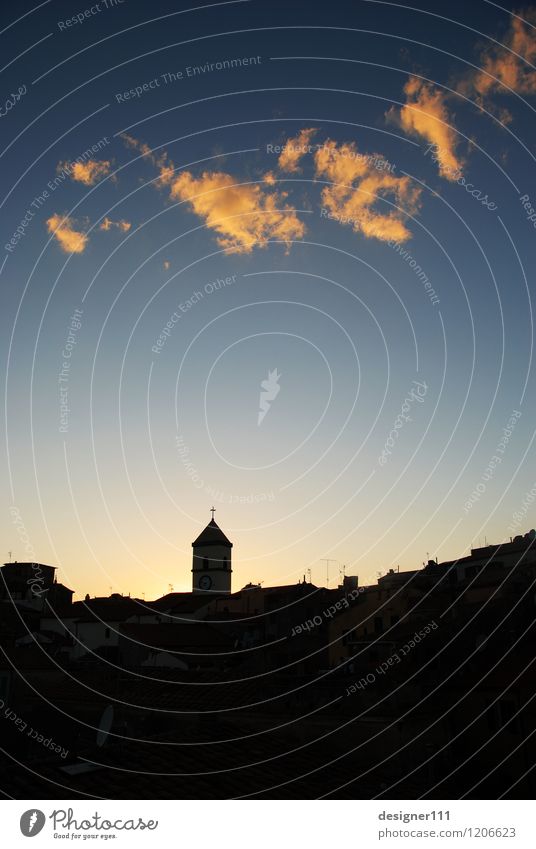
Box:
[198,574,213,590]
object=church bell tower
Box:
[192,509,232,594]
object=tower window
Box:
[203,558,209,570]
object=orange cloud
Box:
[46,214,88,254]
[278,128,317,172]
[100,217,131,232]
[121,133,169,174]
[59,159,111,186]
[395,77,463,180]
[459,9,536,104]
[315,140,420,242]
[163,170,305,253]
[121,133,154,158]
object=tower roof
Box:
[192,519,233,548]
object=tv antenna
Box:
[320,559,338,586]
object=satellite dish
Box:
[96,705,114,747]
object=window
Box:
[203,558,209,570]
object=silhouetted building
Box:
[192,512,232,594]
[3,525,536,799]
[0,561,73,612]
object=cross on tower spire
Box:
[210,506,216,520]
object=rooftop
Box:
[192,518,233,548]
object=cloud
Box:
[394,77,463,180]
[278,128,317,172]
[59,159,111,186]
[100,217,131,232]
[121,133,154,159]
[161,169,306,253]
[46,214,88,254]
[314,139,421,242]
[459,8,536,104]
[121,133,169,176]
[123,136,305,252]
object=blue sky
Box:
[2,0,536,598]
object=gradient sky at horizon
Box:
[2,0,536,599]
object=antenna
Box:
[306,568,312,584]
[321,558,338,586]
[7,551,12,563]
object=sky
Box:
[2,0,536,600]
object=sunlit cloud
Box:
[394,77,463,180]
[314,139,421,242]
[46,214,88,254]
[59,159,112,186]
[161,169,306,254]
[278,127,317,172]
[122,128,417,249]
[99,217,131,233]
[121,133,154,159]
[459,8,536,106]
[121,133,170,176]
